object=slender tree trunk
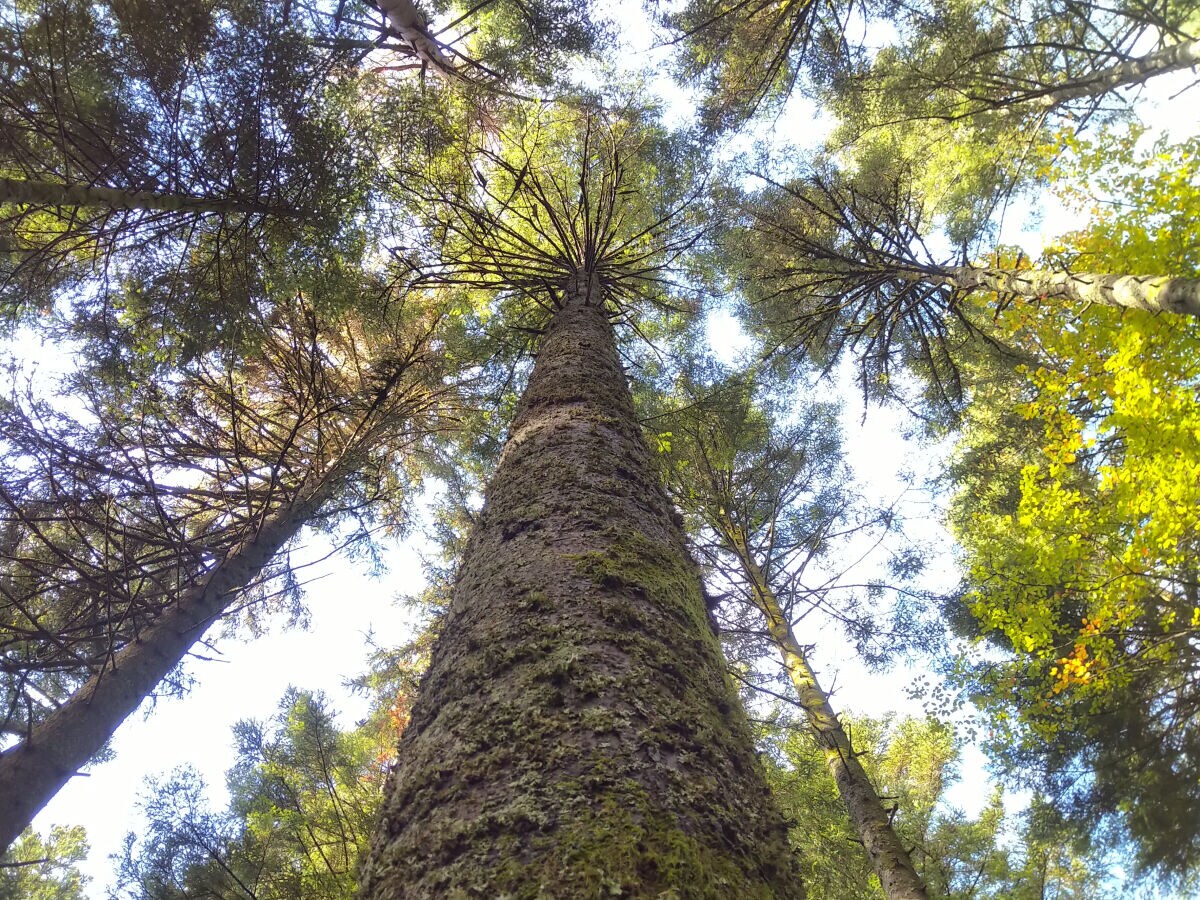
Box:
[360,271,803,898]
[928,265,1200,318]
[0,177,278,216]
[723,526,928,900]
[0,488,326,852]
[1027,37,1200,109]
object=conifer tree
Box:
[729,161,1200,402]
[359,102,804,897]
[0,285,455,849]
[653,372,931,899]
[2,0,1196,891]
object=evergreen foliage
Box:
[117,690,396,899]
[0,825,88,899]
[0,0,1195,891]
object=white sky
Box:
[33,534,428,895]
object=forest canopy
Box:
[0,0,1197,896]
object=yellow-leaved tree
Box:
[949,130,1200,877]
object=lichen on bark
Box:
[360,276,803,898]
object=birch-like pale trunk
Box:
[921,265,1200,318]
[0,485,328,852]
[1027,37,1200,109]
[723,525,928,900]
[360,271,803,897]
[375,0,453,71]
[0,177,277,216]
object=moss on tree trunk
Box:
[360,273,803,898]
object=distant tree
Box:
[819,0,1198,236]
[662,0,1199,133]
[652,367,933,898]
[661,0,865,132]
[763,712,1105,898]
[829,0,1200,126]
[0,825,88,900]
[368,0,603,86]
[729,157,1199,403]
[0,0,376,321]
[118,689,396,900]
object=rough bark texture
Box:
[360,274,803,898]
[940,265,1200,318]
[723,527,927,900]
[0,492,322,852]
[1029,37,1200,108]
[0,177,275,216]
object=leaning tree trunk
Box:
[375,0,454,72]
[0,177,278,216]
[0,487,327,852]
[1027,37,1200,110]
[931,265,1200,318]
[360,272,803,898]
[723,525,928,900]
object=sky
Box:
[11,3,1200,898]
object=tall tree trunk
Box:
[0,487,326,852]
[923,265,1200,317]
[0,177,279,216]
[360,272,803,898]
[720,525,928,900]
[1027,37,1200,110]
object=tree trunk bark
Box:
[0,489,325,852]
[360,271,804,898]
[375,0,453,72]
[723,527,928,900]
[0,177,278,217]
[1027,38,1200,109]
[934,265,1200,318]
